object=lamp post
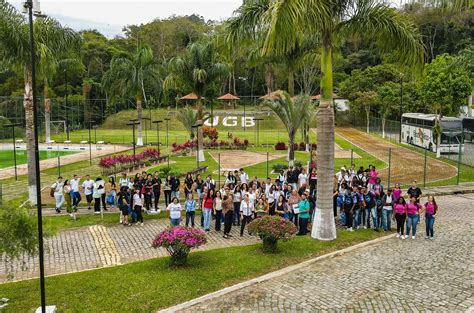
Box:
[399,73,404,143]
[254,118,264,147]
[127,120,140,157]
[4,123,21,180]
[23,0,47,311]
[142,117,150,145]
[64,69,69,140]
[192,123,203,168]
[152,120,163,151]
[164,118,171,147]
[93,125,98,144]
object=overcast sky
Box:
[10,0,243,37]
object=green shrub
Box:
[272,163,288,173]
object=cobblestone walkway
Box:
[179,194,474,312]
[0,217,257,282]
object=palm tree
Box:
[264,91,312,166]
[0,1,80,203]
[102,44,160,146]
[164,42,229,161]
[175,106,210,139]
[231,0,424,240]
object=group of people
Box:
[50,162,438,240]
[336,165,438,239]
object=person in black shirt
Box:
[194,174,204,201]
[118,187,131,226]
[171,176,180,200]
[309,168,317,198]
[152,171,162,210]
[407,180,422,203]
[184,173,194,198]
[144,174,154,211]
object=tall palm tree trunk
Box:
[288,66,295,96]
[264,64,274,93]
[312,45,337,241]
[288,131,295,167]
[44,85,51,143]
[196,98,205,162]
[136,96,143,146]
[24,68,38,204]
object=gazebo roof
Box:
[217,93,240,100]
[180,92,202,100]
[312,93,340,100]
[259,90,285,100]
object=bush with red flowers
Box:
[203,126,219,140]
[274,142,287,150]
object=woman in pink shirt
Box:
[392,183,402,202]
[424,195,438,240]
[393,197,407,238]
[367,166,378,190]
[406,196,422,239]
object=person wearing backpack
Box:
[342,187,355,231]
[51,176,64,213]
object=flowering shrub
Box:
[98,149,160,175]
[274,142,287,150]
[248,216,297,253]
[152,226,207,266]
[171,138,249,152]
[203,126,219,140]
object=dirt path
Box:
[310,128,360,159]
[208,151,285,171]
[336,128,457,185]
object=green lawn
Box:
[0,150,75,169]
[0,230,385,312]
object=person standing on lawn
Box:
[194,174,204,202]
[93,177,105,214]
[105,176,117,210]
[51,176,64,213]
[70,174,81,209]
[275,195,289,219]
[424,195,438,240]
[171,175,180,200]
[392,183,402,203]
[342,187,355,231]
[362,186,377,230]
[255,197,269,218]
[288,189,301,227]
[118,186,131,226]
[214,191,223,231]
[222,194,234,239]
[63,179,74,218]
[184,193,196,227]
[82,175,94,210]
[152,171,162,211]
[202,189,215,232]
[184,173,194,198]
[394,197,407,238]
[239,168,249,185]
[297,193,310,235]
[232,185,242,226]
[167,197,183,226]
[163,175,172,206]
[240,194,254,236]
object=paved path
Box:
[0,143,130,180]
[0,216,257,283]
[337,128,458,185]
[178,194,474,312]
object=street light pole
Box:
[24,0,46,311]
[64,69,69,140]
[127,120,140,157]
[4,123,21,180]
[152,120,163,151]
[164,118,170,147]
[192,123,203,168]
[88,121,94,165]
[254,118,264,147]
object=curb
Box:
[158,232,395,313]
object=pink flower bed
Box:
[171,138,249,152]
[98,148,160,169]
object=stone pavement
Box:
[175,194,474,312]
[0,215,257,283]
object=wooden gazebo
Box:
[217,93,240,109]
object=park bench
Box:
[188,165,208,176]
[46,140,55,149]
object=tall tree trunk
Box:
[436,113,442,158]
[366,106,370,133]
[288,66,295,96]
[468,91,473,117]
[196,97,205,162]
[24,68,38,204]
[288,131,295,167]
[264,64,274,94]
[44,85,51,143]
[312,45,336,241]
[382,116,386,139]
[136,96,143,146]
[83,81,91,127]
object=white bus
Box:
[401,113,464,153]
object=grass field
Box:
[0,230,384,312]
[0,150,75,169]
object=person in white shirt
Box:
[93,177,105,214]
[132,188,144,225]
[119,173,129,190]
[298,168,308,187]
[239,168,249,184]
[70,174,81,208]
[51,176,64,213]
[81,175,94,210]
[239,194,254,236]
[167,197,182,226]
[264,178,272,195]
